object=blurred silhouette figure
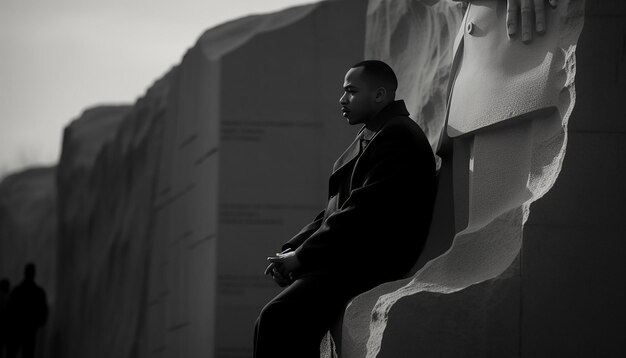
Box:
[7,264,48,358]
[0,279,10,358]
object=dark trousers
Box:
[0,334,7,358]
[254,275,373,358]
[7,328,36,358]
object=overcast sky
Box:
[0,0,315,178]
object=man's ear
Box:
[374,87,387,103]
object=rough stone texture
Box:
[0,166,57,358]
[54,75,174,358]
[520,1,626,355]
[54,103,139,357]
[365,0,463,152]
[447,1,574,137]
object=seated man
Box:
[254,60,437,358]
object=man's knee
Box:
[257,300,293,327]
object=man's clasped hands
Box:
[265,249,302,287]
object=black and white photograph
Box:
[0,0,624,357]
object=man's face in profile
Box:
[340,67,377,125]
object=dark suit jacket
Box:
[282,100,437,285]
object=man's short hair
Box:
[351,60,398,94]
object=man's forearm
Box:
[281,209,325,251]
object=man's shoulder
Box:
[12,281,45,295]
[378,115,429,145]
[386,114,419,130]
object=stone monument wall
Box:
[53,1,367,357]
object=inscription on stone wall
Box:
[220,120,322,142]
[217,274,276,295]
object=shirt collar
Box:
[361,100,410,140]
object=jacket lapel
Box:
[328,101,410,196]
[332,128,363,174]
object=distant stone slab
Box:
[0,166,57,295]
[149,1,367,356]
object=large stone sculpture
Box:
[329,0,626,357]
